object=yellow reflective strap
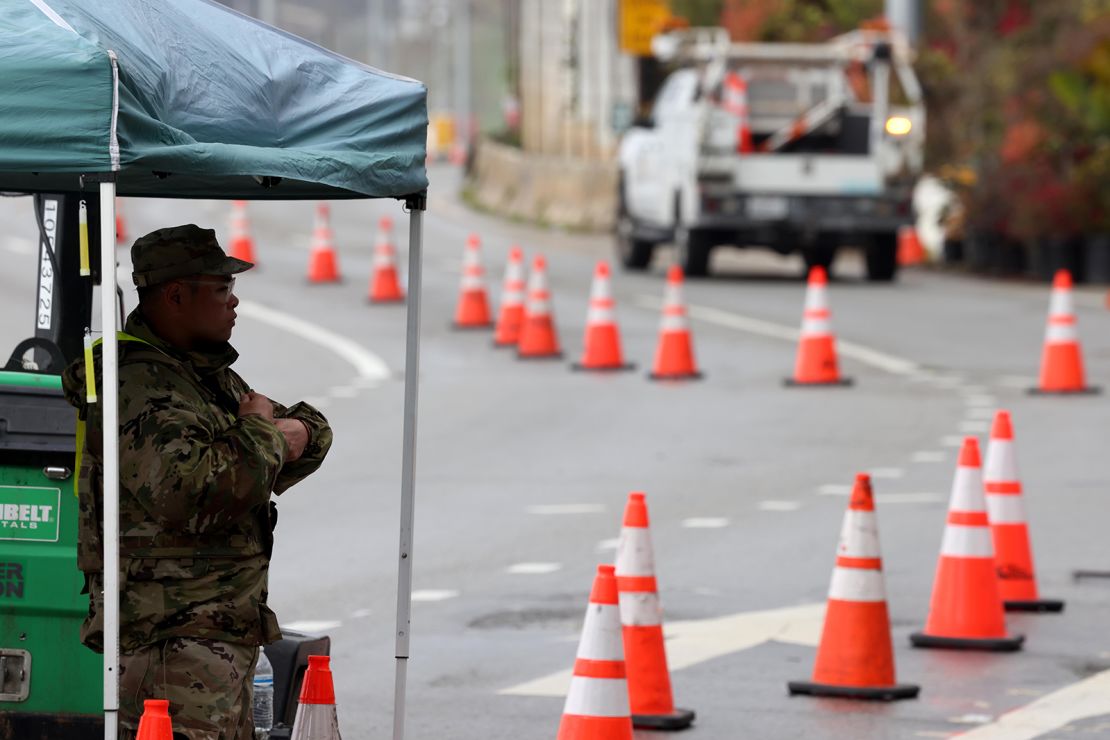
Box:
[74,418,85,498]
[78,200,91,277]
[83,332,97,404]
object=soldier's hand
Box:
[274,418,309,462]
[239,392,275,421]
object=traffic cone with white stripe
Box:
[910,437,1024,651]
[290,655,342,739]
[721,71,755,154]
[573,261,635,371]
[1030,270,1099,394]
[453,233,493,328]
[227,200,257,263]
[649,265,701,380]
[368,215,404,303]
[115,198,128,246]
[557,564,633,740]
[494,245,526,346]
[985,411,1064,613]
[517,254,562,359]
[615,492,695,729]
[789,474,919,701]
[306,203,341,283]
[135,699,173,740]
[785,266,852,386]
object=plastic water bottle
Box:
[253,648,274,738]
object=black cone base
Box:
[1005,598,1065,613]
[910,631,1024,652]
[1027,386,1101,396]
[783,377,854,387]
[451,322,494,330]
[788,680,920,701]
[631,707,696,731]
[1074,570,1110,581]
[516,351,564,361]
[649,371,704,381]
[571,362,637,372]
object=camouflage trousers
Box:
[118,637,259,740]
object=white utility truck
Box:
[616,27,925,280]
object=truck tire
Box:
[615,178,655,270]
[676,222,712,277]
[866,234,899,282]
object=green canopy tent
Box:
[0,1,428,737]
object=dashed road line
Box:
[681,517,730,528]
[411,589,460,602]
[911,450,947,463]
[868,467,905,479]
[960,420,990,433]
[506,562,562,575]
[596,538,620,552]
[758,500,802,512]
[526,504,606,515]
[955,668,1110,739]
[282,619,343,634]
[817,484,852,496]
[329,385,359,399]
[877,492,946,505]
[3,236,34,255]
[351,608,373,619]
[999,375,1036,389]
[963,394,997,407]
[965,406,996,419]
[940,435,964,447]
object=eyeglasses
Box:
[177,278,236,303]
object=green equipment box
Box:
[0,370,101,738]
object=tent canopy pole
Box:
[98,180,120,740]
[392,193,426,740]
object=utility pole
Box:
[885,0,921,43]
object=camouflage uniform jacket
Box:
[61,309,332,652]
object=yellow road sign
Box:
[620,0,671,57]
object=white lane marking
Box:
[282,619,342,633]
[351,608,373,619]
[964,394,997,407]
[951,714,993,725]
[877,492,946,505]
[956,668,1110,739]
[236,299,391,386]
[681,517,730,528]
[506,562,562,575]
[758,500,801,512]
[941,435,965,447]
[411,589,460,602]
[930,374,966,388]
[596,538,620,552]
[303,396,330,409]
[912,450,947,463]
[961,385,987,394]
[526,504,606,515]
[329,385,358,399]
[869,467,905,479]
[634,296,921,376]
[966,406,996,420]
[960,420,990,433]
[3,236,34,255]
[501,602,824,697]
[817,484,852,496]
[999,375,1036,389]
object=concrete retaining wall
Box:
[466,138,617,232]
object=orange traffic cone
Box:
[789,474,919,701]
[368,215,405,303]
[1030,270,1099,394]
[494,245,526,346]
[721,71,754,154]
[911,437,1024,651]
[517,254,562,359]
[573,261,635,372]
[649,265,701,380]
[785,266,852,386]
[227,200,257,264]
[453,234,493,328]
[985,410,1064,613]
[306,203,341,283]
[291,655,342,739]
[135,699,173,740]
[115,198,128,246]
[897,225,925,266]
[557,564,633,740]
[615,493,695,729]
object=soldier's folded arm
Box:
[119,365,289,529]
[268,399,333,494]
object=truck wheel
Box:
[616,212,655,270]
[676,223,712,277]
[866,234,899,282]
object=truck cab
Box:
[617,26,926,280]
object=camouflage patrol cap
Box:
[131,224,253,287]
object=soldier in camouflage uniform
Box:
[62,225,333,740]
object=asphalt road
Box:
[1,167,1108,739]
